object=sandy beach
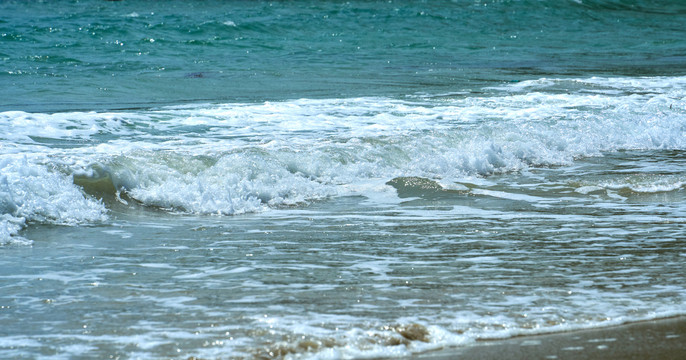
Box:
[405,316,686,360]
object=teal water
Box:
[2,1,686,359]
[3,0,686,111]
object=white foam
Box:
[605,180,686,193]
[2,75,685,222]
[490,76,686,96]
[0,157,108,244]
[117,151,338,215]
[0,336,43,348]
[0,214,29,245]
[471,188,546,202]
[106,86,684,212]
[575,175,686,194]
[229,283,686,360]
[0,110,146,144]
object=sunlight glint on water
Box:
[1,0,686,358]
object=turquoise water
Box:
[2,1,686,359]
[4,0,686,111]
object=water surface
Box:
[1,1,686,359]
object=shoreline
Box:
[403,316,686,360]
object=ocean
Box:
[1,0,685,359]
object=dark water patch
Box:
[73,173,119,200]
[387,177,469,200]
[183,72,209,79]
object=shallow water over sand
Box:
[2,149,685,358]
[2,1,686,358]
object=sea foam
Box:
[0,157,107,245]
[2,75,685,238]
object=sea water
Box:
[1,0,685,359]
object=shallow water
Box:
[4,151,686,359]
[2,1,686,359]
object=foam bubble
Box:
[2,75,685,218]
[80,150,339,215]
[575,174,686,195]
[0,110,146,144]
[0,214,29,245]
[603,178,686,193]
[0,157,108,244]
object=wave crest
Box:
[0,158,108,245]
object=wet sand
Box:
[406,316,686,360]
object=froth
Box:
[575,175,686,195]
[489,75,686,96]
[2,75,685,223]
[123,152,337,215]
[0,214,29,245]
[0,158,108,244]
